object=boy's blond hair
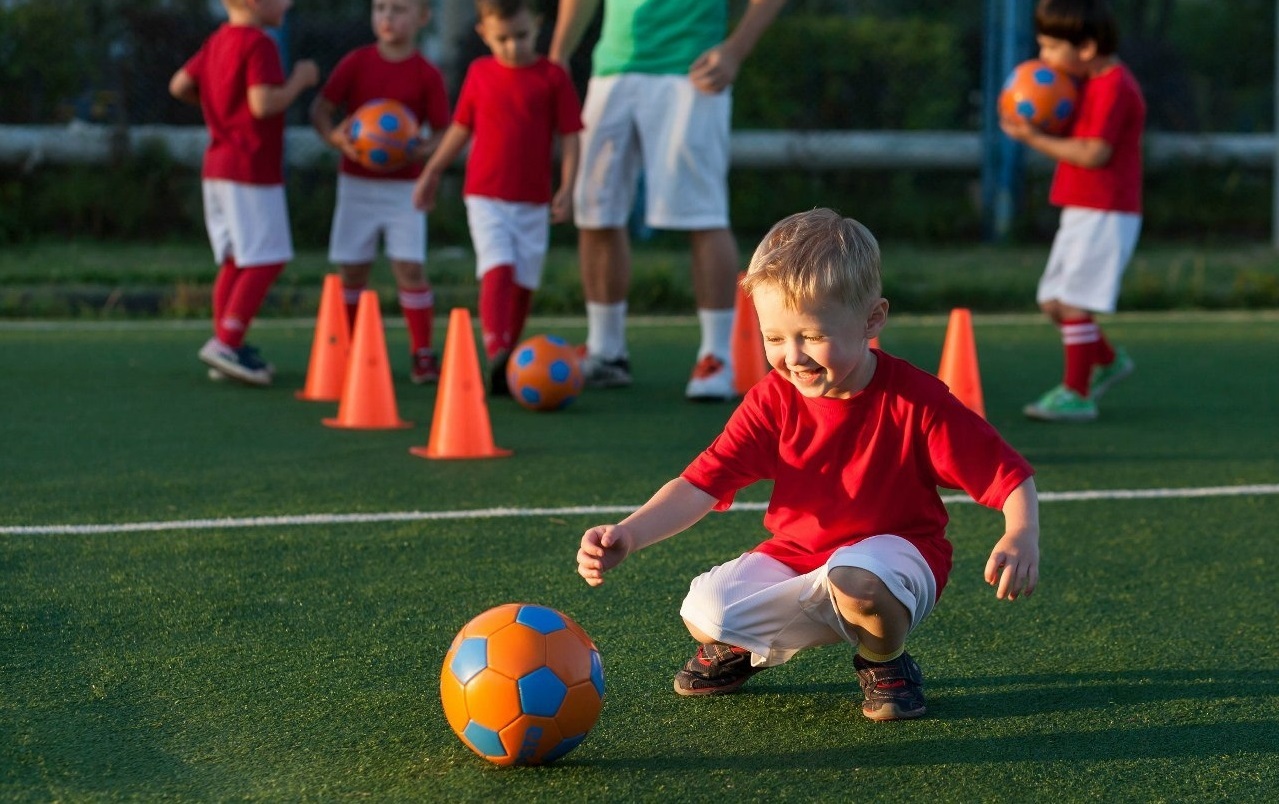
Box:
[742,208,882,313]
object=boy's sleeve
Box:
[1071,73,1126,146]
[680,384,779,511]
[321,52,354,105]
[452,67,476,128]
[551,64,584,135]
[244,32,285,90]
[925,394,1034,510]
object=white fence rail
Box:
[0,123,1274,171]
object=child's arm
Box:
[308,95,362,162]
[577,478,717,587]
[1000,116,1113,169]
[169,68,199,106]
[248,59,320,119]
[688,0,788,94]
[412,122,471,211]
[548,0,602,69]
[984,477,1040,601]
[550,132,580,224]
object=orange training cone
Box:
[323,290,411,430]
[937,307,986,419]
[731,274,768,395]
[296,274,351,402]
[411,307,511,460]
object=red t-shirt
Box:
[1049,63,1146,213]
[453,56,583,203]
[320,44,451,181]
[183,24,287,185]
[681,352,1035,598]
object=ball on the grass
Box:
[505,334,584,411]
[999,59,1077,135]
[348,98,419,171]
[440,603,605,767]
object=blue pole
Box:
[981,0,1032,242]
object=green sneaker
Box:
[1090,347,1134,400]
[1023,385,1098,422]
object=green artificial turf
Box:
[2,312,1277,801]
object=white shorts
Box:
[327,174,425,265]
[574,73,730,231]
[1038,206,1142,313]
[202,180,293,268]
[463,195,550,289]
[679,535,938,668]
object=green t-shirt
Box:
[592,0,727,76]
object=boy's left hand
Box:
[999,115,1036,144]
[984,527,1039,601]
[550,187,573,224]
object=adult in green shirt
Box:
[550,0,787,400]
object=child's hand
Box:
[550,186,573,224]
[689,46,741,94]
[412,171,439,211]
[292,59,320,90]
[577,525,632,587]
[999,115,1037,143]
[984,526,1039,601]
[329,118,362,161]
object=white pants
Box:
[1039,206,1142,313]
[464,195,550,290]
[327,174,425,265]
[574,73,730,231]
[680,535,938,668]
[202,180,293,267]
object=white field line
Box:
[3,484,1277,537]
[3,309,1279,333]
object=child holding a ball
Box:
[413,0,582,396]
[310,0,451,384]
[575,208,1040,721]
[170,0,319,386]
[1000,0,1146,422]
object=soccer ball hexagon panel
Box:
[440,603,605,766]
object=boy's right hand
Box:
[293,59,320,90]
[577,525,632,587]
[412,170,440,211]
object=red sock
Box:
[510,284,533,348]
[217,263,284,348]
[480,265,515,359]
[342,282,365,330]
[399,284,435,354]
[212,256,238,330]
[1060,316,1100,397]
[1095,328,1116,366]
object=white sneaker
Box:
[198,337,272,386]
[581,353,633,388]
[685,355,735,401]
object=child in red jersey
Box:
[575,209,1041,721]
[413,0,582,395]
[310,0,451,384]
[1001,0,1145,422]
[170,0,319,386]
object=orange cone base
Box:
[409,444,510,460]
[324,417,412,430]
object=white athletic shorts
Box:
[463,195,550,290]
[202,179,293,268]
[1038,206,1142,313]
[327,174,425,264]
[679,535,938,668]
[574,73,731,231]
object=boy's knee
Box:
[828,566,891,617]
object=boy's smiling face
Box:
[753,283,886,400]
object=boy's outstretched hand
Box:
[577,525,633,587]
[984,527,1039,601]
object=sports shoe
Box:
[684,354,735,401]
[199,337,272,386]
[1022,384,1098,422]
[410,348,440,385]
[854,652,927,721]
[1090,347,1134,400]
[673,642,766,697]
[488,351,510,397]
[581,353,632,389]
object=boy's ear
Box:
[865,298,889,339]
[1078,38,1099,62]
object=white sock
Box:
[586,301,628,360]
[697,308,735,363]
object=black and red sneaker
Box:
[673,642,765,696]
[854,651,927,721]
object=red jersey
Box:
[320,44,450,181]
[182,24,287,185]
[453,56,583,203]
[1049,63,1146,213]
[682,352,1034,597]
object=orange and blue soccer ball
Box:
[348,98,418,171]
[505,334,584,411]
[999,59,1078,135]
[440,603,605,766]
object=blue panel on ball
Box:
[371,149,390,165]
[1054,99,1073,120]
[515,347,535,368]
[463,721,507,758]
[450,637,489,684]
[1015,100,1035,119]
[1032,67,1056,85]
[546,334,568,346]
[549,360,571,383]
[518,666,568,717]
[541,733,587,763]
[520,387,542,405]
[515,605,566,634]
[589,649,605,697]
[379,113,401,133]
